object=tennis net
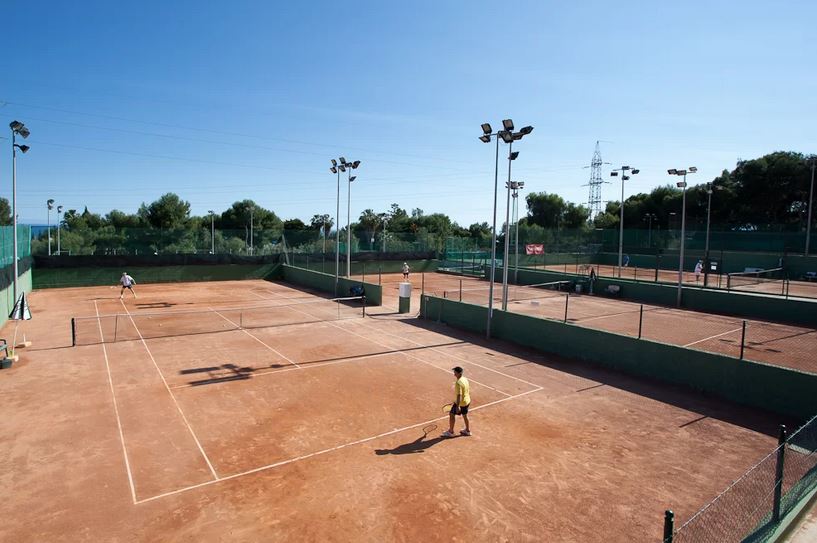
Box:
[448,281,572,305]
[726,267,785,291]
[71,296,365,346]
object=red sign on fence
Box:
[525,244,544,255]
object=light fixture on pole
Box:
[610,165,640,277]
[478,120,534,332]
[509,181,525,284]
[47,199,55,256]
[208,210,215,254]
[668,166,697,306]
[330,160,341,294]
[806,158,815,256]
[57,205,63,255]
[10,121,30,305]
[343,159,361,277]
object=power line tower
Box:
[585,141,609,220]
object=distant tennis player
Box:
[119,272,137,300]
[694,260,703,282]
[402,262,411,280]
[442,366,471,437]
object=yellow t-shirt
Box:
[455,377,471,407]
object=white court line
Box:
[168,340,464,390]
[118,300,219,481]
[95,300,138,504]
[355,317,544,390]
[684,327,744,347]
[134,386,542,505]
[281,301,514,398]
[208,307,300,369]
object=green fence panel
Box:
[421,296,817,420]
[281,264,382,306]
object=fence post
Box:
[362,263,366,283]
[739,320,747,360]
[362,296,366,318]
[773,425,788,522]
[638,305,644,339]
[459,279,463,302]
[663,510,674,543]
[71,318,76,346]
[378,266,382,285]
[563,293,569,323]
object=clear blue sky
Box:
[3,0,815,226]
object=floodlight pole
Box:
[347,170,353,277]
[487,135,500,338]
[11,133,19,303]
[47,200,54,256]
[501,142,514,311]
[618,171,625,277]
[669,167,696,306]
[513,186,521,284]
[208,210,215,254]
[335,167,341,293]
[704,185,713,286]
[249,205,254,255]
[57,205,63,255]
[806,160,815,256]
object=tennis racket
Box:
[442,403,459,414]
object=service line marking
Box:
[208,307,300,369]
[134,386,542,505]
[119,300,219,481]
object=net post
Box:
[362,262,365,283]
[422,272,425,294]
[773,425,788,522]
[240,310,243,329]
[563,292,569,323]
[459,279,463,302]
[663,510,674,543]
[378,266,382,285]
[739,320,747,359]
[71,318,76,347]
[362,296,366,318]
[638,304,643,339]
[114,314,119,343]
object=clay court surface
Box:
[0,279,796,541]
[523,263,817,300]
[371,272,816,374]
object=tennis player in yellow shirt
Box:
[442,366,471,437]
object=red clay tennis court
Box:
[0,279,795,541]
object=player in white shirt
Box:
[119,272,137,300]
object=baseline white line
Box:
[119,300,219,480]
[355,317,543,390]
[208,307,300,368]
[134,386,542,505]
[280,301,513,398]
[684,327,744,347]
[95,300,138,504]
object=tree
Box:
[283,218,306,230]
[526,192,567,229]
[0,198,11,226]
[139,193,191,229]
[309,214,332,237]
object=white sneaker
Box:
[460,429,471,436]
[441,430,455,438]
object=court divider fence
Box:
[281,264,382,306]
[506,267,817,328]
[419,294,817,420]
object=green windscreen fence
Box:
[0,225,31,268]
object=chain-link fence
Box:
[0,225,32,267]
[437,281,816,374]
[663,415,817,543]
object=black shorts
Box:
[121,284,133,290]
[450,403,470,416]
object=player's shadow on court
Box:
[374,428,455,455]
[181,363,255,386]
